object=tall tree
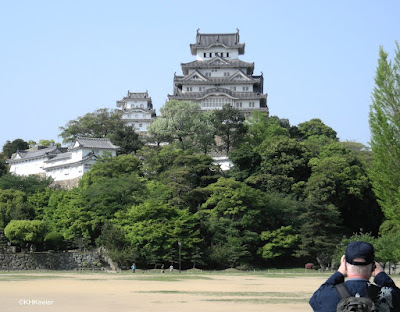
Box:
[246,136,310,194]
[297,118,338,141]
[59,108,124,143]
[304,142,382,235]
[213,104,247,153]
[2,139,29,158]
[295,198,341,270]
[369,42,400,224]
[0,153,7,177]
[147,100,201,150]
[107,125,143,155]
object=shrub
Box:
[44,231,65,251]
[4,220,48,248]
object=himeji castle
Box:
[168,29,268,116]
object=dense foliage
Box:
[5,48,400,272]
[0,99,386,270]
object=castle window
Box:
[204,52,206,57]
[224,72,230,77]
[186,87,192,91]
[209,53,212,57]
[249,102,255,108]
[242,86,249,91]
[227,52,230,57]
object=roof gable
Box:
[207,57,231,66]
[190,30,245,55]
[183,70,208,82]
[229,71,251,81]
[71,137,119,150]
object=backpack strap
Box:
[335,282,381,301]
[335,283,351,299]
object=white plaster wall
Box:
[126,100,148,109]
[9,158,46,176]
[196,48,238,60]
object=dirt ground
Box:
[0,271,372,312]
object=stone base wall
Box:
[49,177,81,190]
[0,250,104,270]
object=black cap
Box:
[345,241,375,265]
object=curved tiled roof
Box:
[70,138,119,150]
[116,91,153,108]
[174,76,260,85]
[8,146,62,163]
[190,31,245,55]
[181,58,254,75]
[169,87,267,101]
[44,152,72,163]
[44,153,97,170]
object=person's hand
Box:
[372,261,383,277]
[338,255,347,277]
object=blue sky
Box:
[1,1,399,149]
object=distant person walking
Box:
[169,265,173,273]
[131,263,136,273]
[161,264,165,273]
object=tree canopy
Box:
[369,42,400,224]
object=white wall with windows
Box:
[196,48,238,60]
[9,158,46,176]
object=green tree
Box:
[191,111,216,154]
[297,118,338,141]
[115,200,201,266]
[59,108,124,143]
[0,174,53,195]
[197,177,293,267]
[2,139,30,158]
[304,142,382,234]
[38,139,58,147]
[246,136,310,194]
[42,189,96,242]
[213,104,247,153]
[259,225,300,261]
[4,220,48,248]
[0,153,8,177]
[295,198,341,270]
[0,189,35,228]
[369,42,400,224]
[78,154,141,189]
[107,125,143,155]
[147,100,201,150]
[246,111,289,145]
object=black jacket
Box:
[310,271,400,312]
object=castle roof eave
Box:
[190,31,245,55]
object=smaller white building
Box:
[7,138,119,182]
[8,145,65,176]
[116,91,157,133]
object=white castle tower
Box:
[168,29,268,116]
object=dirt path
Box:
[0,272,337,312]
